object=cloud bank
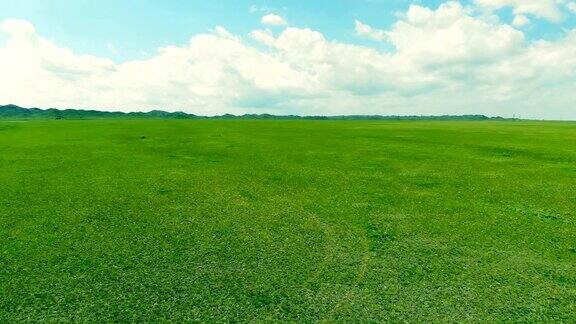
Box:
[1,1,576,119]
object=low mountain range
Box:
[0,104,503,120]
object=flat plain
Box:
[1,119,575,322]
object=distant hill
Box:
[0,104,502,121]
[0,105,199,120]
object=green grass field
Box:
[1,120,575,322]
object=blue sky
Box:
[1,0,573,62]
[0,0,416,61]
[1,0,576,119]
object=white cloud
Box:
[250,29,276,46]
[388,2,525,66]
[474,0,564,22]
[355,20,387,41]
[0,19,115,109]
[567,1,576,13]
[2,2,576,119]
[261,14,287,26]
[512,14,530,27]
[2,19,36,36]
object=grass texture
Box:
[1,120,575,321]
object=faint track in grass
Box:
[306,212,372,321]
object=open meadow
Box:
[1,119,575,321]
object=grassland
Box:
[1,119,575,322]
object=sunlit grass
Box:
[1,119,575,321]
